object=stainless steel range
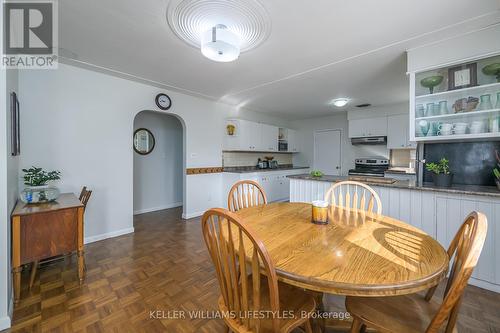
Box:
[348,158,389,177]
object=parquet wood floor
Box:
[4,207,500,333]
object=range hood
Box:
[351,136,387,145]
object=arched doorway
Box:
[133,111,185,215]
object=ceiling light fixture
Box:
[167,0,271,62]
[201,24,240,62]
[331,98,349,107]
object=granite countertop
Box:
[224,165,309,174]
[287,174,500,197]
[385,169,416,175]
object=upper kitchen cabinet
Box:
[224,119,262,151]
[387,114,416,149]
[261,124,279,152]
[348,116,387,138]
[223,119,283,152]
[407,25,500,143]
[411,53,500,142]
[287,129,299,152]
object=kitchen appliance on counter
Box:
[257,158,268,169]
[348,158,389,177]
[257,157,278,169]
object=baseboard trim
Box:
[133,202,183,215]
[84,227,135,244]
[0,315,11,331]
[182,211,204,219]
[469,277,500,293]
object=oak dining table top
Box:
[235,202,449,296]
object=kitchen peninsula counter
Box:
[288,173,500,293]
[287,174,500,197]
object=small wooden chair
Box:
[202,208,315,332]
[228,180,267,212]
[29,186,92,289]
[79,186,92,210]
[346,211,488,333]
[324,181,382,214]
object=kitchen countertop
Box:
[385,168,416,175]
[224,165,309,174]
[287,174,500,197]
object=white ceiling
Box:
[59,0,500,119]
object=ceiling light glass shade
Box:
[201,25,241,62]
[332,98,349,107]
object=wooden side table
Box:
[11,193,85,303]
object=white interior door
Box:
[313,129,342,175]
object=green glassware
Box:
[420,75,444,94]
[479,94,493,111]
[482,63,500,82]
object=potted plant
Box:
[310,170,324,178]
[20,166,61,203]
[426,158,453,187]
[493,150,500,190]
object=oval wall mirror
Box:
[133,128,155,155]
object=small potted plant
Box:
[310,170,324,178]
[20,166,61,203]
[426,158,453,187]
[493,150,500,190]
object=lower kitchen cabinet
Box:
[289,177,500,293]
[223,169,309,205]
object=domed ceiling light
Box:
[167,0,270,63]
[331,98,349,107]
[201,24,240,62]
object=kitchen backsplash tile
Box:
[223,152,293,167]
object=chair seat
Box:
[345,294,458,333]
[219,276,316,333]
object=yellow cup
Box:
[312,200,329,224]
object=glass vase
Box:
[20,185,60,204]
[478,94,493,111]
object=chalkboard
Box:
[423,142,500,186]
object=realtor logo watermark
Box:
[2,0,58,69]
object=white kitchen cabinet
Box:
[409,53,500,143]
[287,129,299,152]
[243,120,262,151]
[435,193,498,286]
[261,124,278,152]
[348,116,387,138]
[387,114,416,149]
[223,119,262,151]
[224,169,308,205]
[224,119,282,152]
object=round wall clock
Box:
[155,93,172,110]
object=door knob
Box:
[336,166,340,169]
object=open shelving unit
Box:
[410,53,500,142]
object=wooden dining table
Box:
[235,202,449,297]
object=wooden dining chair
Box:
[29,186,93,289]
[345,211,488,333]
[324,181,382,214]
[79,186,92,210]
[228,180,267,212]
[202,208,315,333]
